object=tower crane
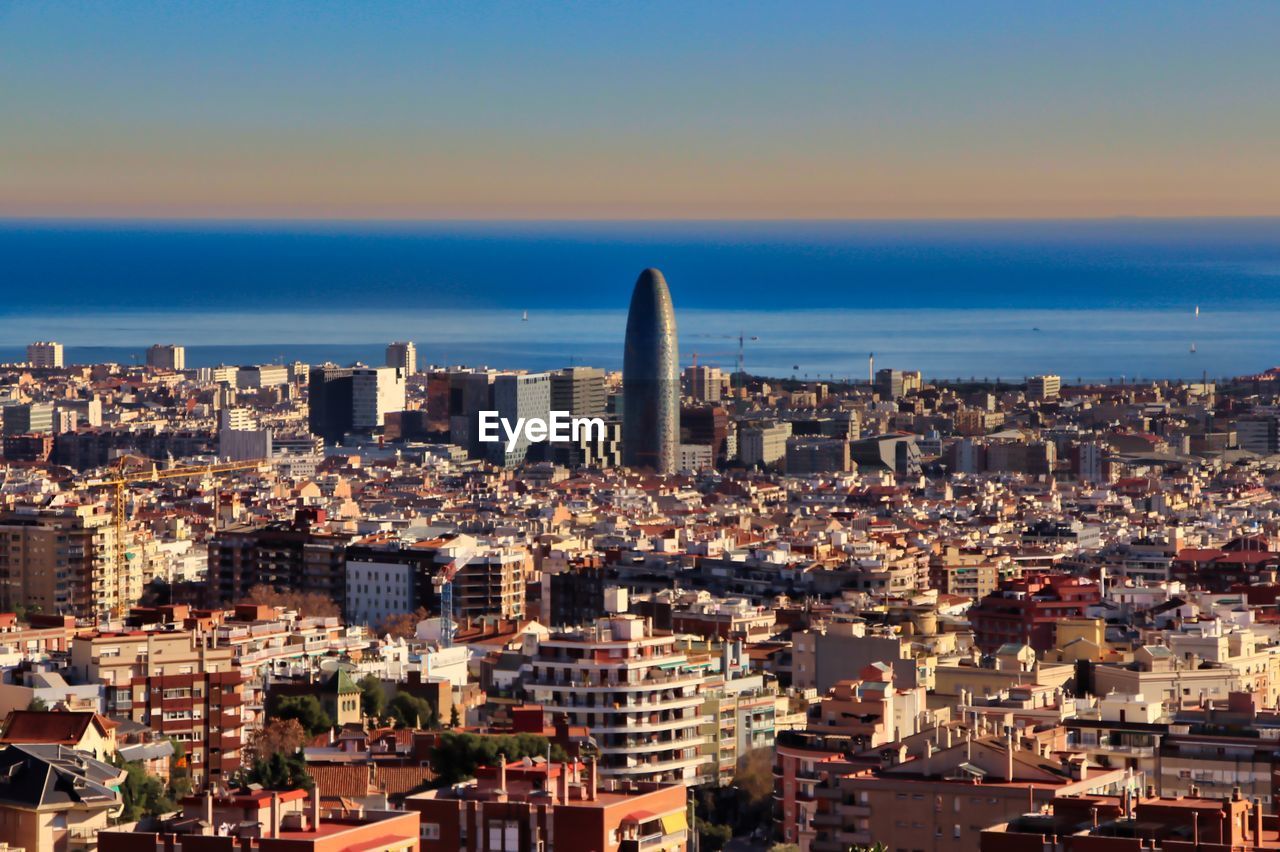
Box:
[432,547,473,648]
[689,331,759,393]
[87,457,271,617]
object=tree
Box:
[272,694,332,736]
[388,692,436,730]
[248,718,309,764]
[116,761,176,822]
[377,607,429,639]
[430,731,566,785]
[448,704,460,728]
[243,751,313,792]
[733,747,774,804]
[357,674,387,719]
[243,585,339,619]
[695,817,733,852]
[26,697,48,712]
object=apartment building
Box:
[526,615,707,786]
[70,629,245,786]
[0,503,129,619]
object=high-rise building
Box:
[0,504,127,619]
[685,365,723,403]
[386,341,417,375]
[550,367,607,418]
[206,510,351,607]
[308,365,355,443]
[145,344,185,371]
[622,268,679,473]
[26,341,63,369]
[351,366,407,433]
[488,372,551,468]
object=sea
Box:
[2,218,1280,383]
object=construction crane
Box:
[432,547,473,648]
[690,331,759,393]
[87,457,270,618]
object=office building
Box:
[551,366,607,418]
[740,421,792,468]
[526,615,707,786]
[386,340,417,375]
[236,364,289,389]
[622,268,679,473]
[26,341,63,368]
[146,344,185,371]
[2,402,54,435]
[785,436,851,475]
[487,372,551,467]
[351,366,406,433]
[1028,374,1062,401]
[1236,417,1278,455]
[308,365,354,443]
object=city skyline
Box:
[3,3,1280,220]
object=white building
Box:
[351,366,407,432]
[345,558,414,629]
[1028,374,1062,401]
[526,615,708,786]
[739,421,792,468]
[26,342,63,369]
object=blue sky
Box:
[2,2,1278,219]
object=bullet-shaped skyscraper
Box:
[622,268,679,473]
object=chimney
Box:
[310,790,321,831]
[204,790,214,829]
[497,753,508,793]
[1004,728,1014,782]
[1256,798,1264,844]
[557,761,570,803]
[269,792,281,839]
[586,756,598,802]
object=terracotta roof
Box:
[307,764,372,799]
[0,711,115,745]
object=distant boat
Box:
[1195,305,1200,317]
[1031,327,1041,332]
[522,310,529,322]
[1190,342,1197,353]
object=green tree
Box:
[388,692,436,730]
[430,731,566,785]
[448,704,460,728]
[695,817,733,852]
[357,674,387,719]
[26,697,48,712]
[271,694,333,736]
[243,751,314,792]
[116,761,176,822]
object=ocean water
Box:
[2,219,1279,381]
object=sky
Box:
[2,2,1279,220]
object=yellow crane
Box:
[87,458,270,617]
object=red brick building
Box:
[969,575,1101,653]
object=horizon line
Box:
[4,213,1280,227]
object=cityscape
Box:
[5,4,1280,852]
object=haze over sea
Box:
[3,218,1280,383]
